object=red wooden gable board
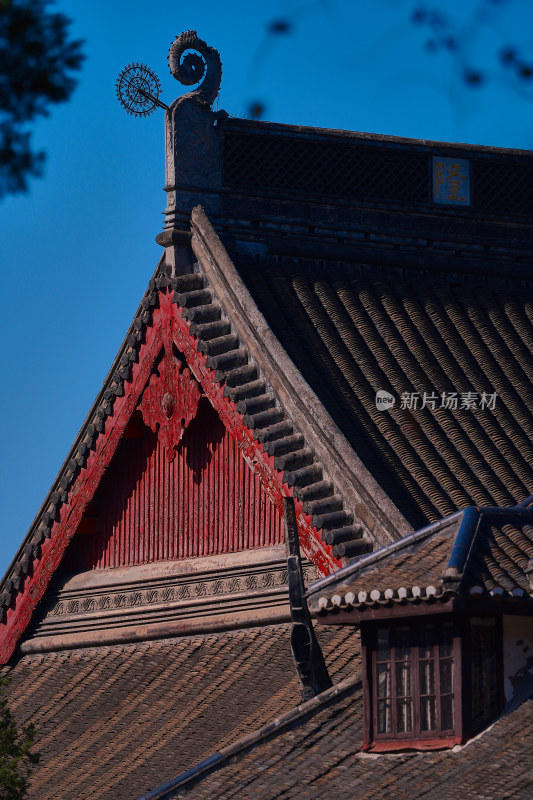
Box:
[0,289,338,664]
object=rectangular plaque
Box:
[433,156,470,206]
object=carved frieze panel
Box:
[25,557,319,649]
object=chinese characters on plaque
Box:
[433,156,470,206]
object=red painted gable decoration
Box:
[139,345,201,462]
[0,289,338,665]
[62,400,285,572]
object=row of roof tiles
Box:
[174,268,371,558]
[236,255,533,531]
[4,625,359,800]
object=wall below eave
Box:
[503,614,533,706]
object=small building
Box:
[1,31,532,800]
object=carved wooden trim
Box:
[139,338,201,462]
[23,559,318,652]
[167,291,339,577]
[35,564,318,624]
[0,313,167,665]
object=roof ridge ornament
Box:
[115,62,168,117]
[159,33,225,272]
[168,30,222,108]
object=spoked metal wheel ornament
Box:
[115,63,168,117]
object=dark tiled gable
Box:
[4,624,359,800]
[151,681,533,800]
[235,257,533,531]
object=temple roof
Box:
[3,624,359,800]
[3,194,533,660]
[307,502,533,618]
[234,257,533,531]
[1,33,532,797]
[139,669,533,800]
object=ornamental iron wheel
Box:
[115,63,163,117]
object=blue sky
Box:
[1,0,532,573]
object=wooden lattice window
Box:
[368,619,461,749]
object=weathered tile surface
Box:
[4,624,359,800]
[173,687,533,800]
[237,258,533,530]
[309,514,533,614]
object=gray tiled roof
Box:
[4,624,359,800]
[150,678,533,800]
[308,504,533,615]
[234,257,533,531]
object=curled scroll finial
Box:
[168,31,222,107]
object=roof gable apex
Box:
[188,206,411,546]
[3,232,397,662]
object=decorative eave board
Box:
[0,232,388,664]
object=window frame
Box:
[363,615,463,751]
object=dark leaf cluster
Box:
[411,0,531,95]
[499,45,533,81]
[267,19,293,36]
[0,679,40,800]
[248,100,265,119]
[0,0,84,198]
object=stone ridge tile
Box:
[174,693,533,800]
[236,256,533,531]
[5,624,358,800]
